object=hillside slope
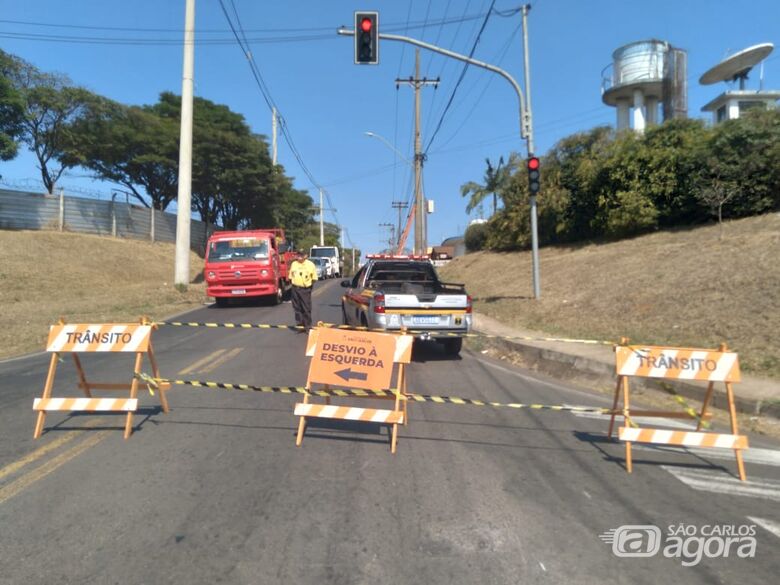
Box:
[439,214,780,378]
[0,231,207,359]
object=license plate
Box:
[231,289,246,295]
[412,315,439,325]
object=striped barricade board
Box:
[33,319,169,440]
[296,326,414,453]
[610,342,748,481]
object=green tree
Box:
[460,156,514,216]
[3,52,96,193]
[464,222,488,251]
[701,108,780,217]
[63,97,179,209]
[0,50,25,162]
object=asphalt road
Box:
[1,279,779,584]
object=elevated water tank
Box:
[602,40,687,132]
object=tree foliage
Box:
[0,50,25,163]
[1,50,96,193]
[0,48,315,236]
[475,110,780,250]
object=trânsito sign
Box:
[309,328,397,390]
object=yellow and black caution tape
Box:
[134,373,612,415]
[156,320,614,346]
[656,382,712,430]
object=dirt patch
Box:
[0,230,208,359]
[442,214,780,378]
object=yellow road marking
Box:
[178,349,226,375]
[0,430,110,506]
[0,418,104,482]
[200,347,243,375]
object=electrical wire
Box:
[423,0,497,154]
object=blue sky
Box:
[1,0,778,256]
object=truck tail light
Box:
[466,295,472,314]
[374,293,385,313]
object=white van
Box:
[309,246,341,278]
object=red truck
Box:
[204,229,296,306]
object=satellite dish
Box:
[700,43,774,87]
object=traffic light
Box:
[354,12,378,64]
[527,156,541,195]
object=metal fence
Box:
[0,188,212,251]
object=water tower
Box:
[700,43,780,124]
[601,40,688,133]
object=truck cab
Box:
[204,230,294,306]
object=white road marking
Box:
[662,466,780,502]
[570,408,780,468]
[747,516,780,540]
[569,408,697,430]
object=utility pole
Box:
[379,223,394,251]
[396,49,438,256]
[174,0,195,287]
[271,107,278,166]
[319,188,325,246]
[522,4,540,299]
[391,201,408,246]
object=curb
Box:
[479,332,780,421]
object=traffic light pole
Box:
[338,25,541,298]
[522,4,540,299]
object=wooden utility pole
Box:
[391,201,408,247]
[396,50,438,255]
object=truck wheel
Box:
[272,283,283,305]
[443,338,463,356]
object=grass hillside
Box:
[0,231,207,359]
[439,214,780,379]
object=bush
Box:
[604,190,658,238]
[464,222,488,252]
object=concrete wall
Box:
[0,188,211,251]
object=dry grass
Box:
[0,230,207,359]
[440,214,780,378]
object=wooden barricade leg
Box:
[296,382,311,447]
[124,351,144,439]
[725,380,747,481]
[72,354,92,398]
[607,376,622,438]
[696,382,715,432]
[397,362,408,426]
[622,376,633,474]
[147,342,169,414]
[34,352,60,439]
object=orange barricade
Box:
[608,340,748,480]
[294,325,413,453]
[33,317,170,439]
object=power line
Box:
[423,0,497,154]
[0,11,503,46]
[434,19,521,150]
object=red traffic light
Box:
[527,157,540,171]
[361,17,373,32]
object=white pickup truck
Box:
[340,256,472,356]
